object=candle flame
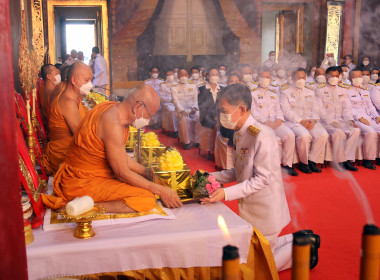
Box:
[218,215,232,244]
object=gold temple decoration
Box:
[31,0,45,69]
[26,100,36,165]
[59,205,106,239]
[325,1,343,62]
[19,0,32,99]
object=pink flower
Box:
[205,184,213,194]
[208,175,216,182]
[211,181,221,192]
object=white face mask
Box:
[133,108,150,129]
[174,73,178,79]
[75,78,93,96]
[371,74,378,81]
[166,75,174,82]
[252,73,258,80]
[310,71,315,77]
[363,61,370,66]
[269,55,275,62]
[328,57,334,63]
[328,77,339,86]
[179,76,188,84]
[258,77,271,88]
[53,74,61,86]
[242,74,252,83]
[343,72,349,79]
[220,107,241,130]
[271,71,277,77]
[287,77,293,84]
[277,70,286,78]
[338,75,343,82]
[294,79,306,89]
[191,73,199,80]
[352,77,363,87]
[209,76,220,84]
[363,75,370,83]
[316,75,326,84]
[219,70,226,77]
[151,73,159,79]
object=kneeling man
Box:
[42,85,182,212]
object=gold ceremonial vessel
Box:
[59,205,106,239]
[126,129,144,151]
[152,164,193,200]
[135,144,166,167]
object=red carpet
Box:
[150,129,380,279]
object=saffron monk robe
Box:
[40,64,62,119]
[41,62,92,175]
[42,85,183,213]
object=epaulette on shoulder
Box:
[160,81,166,84]
[318,83,326,88]
[248,125,261,137]
[144,78,150,81]
[338,83,350,89]
[250,87,259,92]
[188,80,195,84]
[361,85,369,91]
[376,83,380,87]
[369,82,375,86]
[270,83,278,87]
[281,85,290,91]
[159,78,164,81]
[253,81,258,85]
[281,83,288,87]
[305,85,314,91]
[309,82,315,85]
[268,88,277,93]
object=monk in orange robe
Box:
[42,62,91,175]
[40,64,61,119]
[42,85,182,213]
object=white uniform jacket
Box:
[171,82,199,113]
[212,115,291,235]
[251,87,284,123]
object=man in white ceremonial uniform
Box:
[90,46,109,95]
[144,66,164,129]
[280,68,328,174]
[315,66,360,171]
[189,66,205,88]
[240,64,258,91]
[340,65,351,86]
[274,65,288,88]
[201,84,320,271]
[251,68,298,176]
[309,68,326,90]
[262,51,277,69]
[346,69,380,169]
[171,68,200,149]
[370,83,380,113]
[159,69,178,137]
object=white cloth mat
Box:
[27,203,252,280]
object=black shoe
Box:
[309,233,321,269]
[193,143,200,148]
[282,166,298,176]
[308,161,322,173]
[376,158,380,166]
[299,162,312,174]
[172,131,178,138]
[184,143,191,150]
[343,161,358,171]
[363,160,376,170]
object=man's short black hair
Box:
[92,46,100,54]
[218,64,227,69]
[207,67,218,74]
[219,84,251,111]
[190,66,199,73]
[371,67,380,74]
[326,66,341,75]
[349,68,362,77]
[292,67,306,78]
[41,64,54,81]
[269,51,275,55]
[150,66,160,72]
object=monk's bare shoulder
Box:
[97,104,123,141]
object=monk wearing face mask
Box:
[42,62,91,175]
[42,84,183,213]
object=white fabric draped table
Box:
[26,203,253,280]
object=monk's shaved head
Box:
[127,84,160,115]
[67,62,93,86]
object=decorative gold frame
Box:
[324,1,343,63]
[47,0,110,84]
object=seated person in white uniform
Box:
[201,83,320,271]
[159,69,178,137]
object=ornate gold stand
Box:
[59,205,106,239]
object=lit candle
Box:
[26,100,31,125]
[218,215,240,280]
[292,232,310,280]
[360,224,380,280]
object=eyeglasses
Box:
[136,101,153,120]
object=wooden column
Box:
[342,0,356,58]
[0,0,27,278]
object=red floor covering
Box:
[150,129,380,280]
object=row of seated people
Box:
[143,64,380,176]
